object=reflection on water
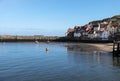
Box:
[67,47,111,65]
[66,44,91,52]
[113,57,120,66]
[0,43,120,81]
[66,43,120,67]
[66,44,104,52]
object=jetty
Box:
[113,41,120,57]
[113,33,120,57]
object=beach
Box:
[87,43,113,52]
[66,43,113,52]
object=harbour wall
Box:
[0,35,60,42]
[0,35,114,43]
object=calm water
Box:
[0,42,120,81]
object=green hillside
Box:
[89,14,120,25]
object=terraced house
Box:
[66,15,120,40]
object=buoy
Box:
[46,48,49,51]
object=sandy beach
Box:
[87,43,113,52]
[66,43,113,52]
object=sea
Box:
[0,42,120,81]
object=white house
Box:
[101,31,110,40]
[88,31,94,39]
[74,32,81,37]
[93,24,99,31]
[106,24,118,34]
[93,31,101,38]
[83,32,88,36]
[99,24,107,31]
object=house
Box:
[99,24,108,31]
[92,24,99,31]
[101,31,110,40]
[112,24,119,33]
[93,31,101,38]
[74,26,81,33]
[74,32,81,37]
[85,27,91,32]
[73,26,81,37]
[117,25,120,33]
[106,24,118,35]
[66,28,74,37]
[88,31,94,39]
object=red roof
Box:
[67,28,74,33]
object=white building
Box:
[93,31,101,38]
[74,32,81,37]
[106,25,118,34]
[101,31,110,40]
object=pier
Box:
[113,41,120,57]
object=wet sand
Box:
[87,43,113,52]
[66,43,113,52]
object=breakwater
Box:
[0,35,72,42]
[0,35,113,43]
[0,35,60,42]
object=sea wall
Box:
[0,35,114,43]
[0,35,60,42]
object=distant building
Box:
[66,28,74,37]
[74,32,81,37]
[66,15,120,40]
[101,31,110,40]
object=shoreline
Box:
[0,42,113,52]
[0,35,113,52]
[66,43,113,52]
[87,43,113,52]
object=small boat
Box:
[35,40,39,44]
[47,40,50,43]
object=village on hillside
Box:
[66,15,120,40]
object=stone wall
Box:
[0,35,60,42]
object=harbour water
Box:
[0,42,120,81]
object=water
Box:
[0,42,120,81]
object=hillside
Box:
[89,14,120,25]
[66,14,120,40]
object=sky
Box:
[0,0,120,36]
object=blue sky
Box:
[0,0,120,36]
